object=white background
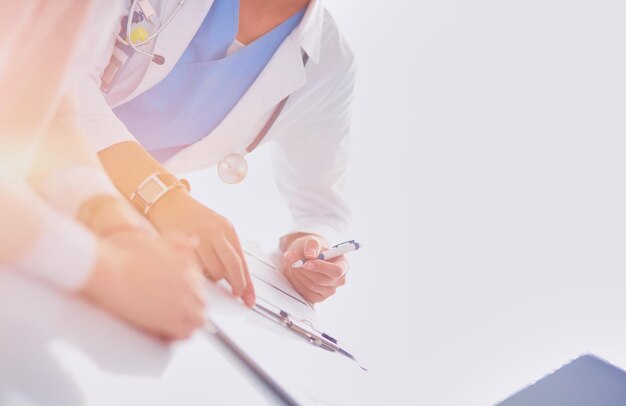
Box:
[187,1,626,404]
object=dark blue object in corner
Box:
[497,354,626,406]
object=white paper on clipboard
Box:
[242,241,316,323]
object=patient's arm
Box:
[0,174,97,291]
[0,176,206,340]
[0,1,205,340]
[26,93,149,235]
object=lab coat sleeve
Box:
[75,68,137,151]
[272,54,356,244]
[73,11,138,152]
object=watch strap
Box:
[130,172,188,215]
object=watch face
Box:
[141,178,163,203]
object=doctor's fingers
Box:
[301,258,347,280]
[296,267,346,287]
[223,227,255,306]
[303,237,323,259]
[213,237,247,297]
[196,243,227,282]
[288,270,332,303]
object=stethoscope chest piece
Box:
[217,153,248,184]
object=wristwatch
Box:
[130,172,189,215]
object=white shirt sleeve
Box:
[0,177,97,292]
[16,207,97,291]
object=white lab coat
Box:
[77,0,356,241]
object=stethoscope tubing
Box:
[112,0,187,54]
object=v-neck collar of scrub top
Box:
[113,1,307,161]
[122,0,325,106]
[115,0,327,173]
[181,0,307,64]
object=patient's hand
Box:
[80,232,206,340]
[281,234,348,303]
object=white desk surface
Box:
[0,270,271,406]
[0,267,372,406]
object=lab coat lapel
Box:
[216,36,308,148]
[120,0,214,105]
[167,36,308,172]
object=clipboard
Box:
[243,242,366,371]
[204,318,300,406]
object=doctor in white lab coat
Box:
[76,0,356,305]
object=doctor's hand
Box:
[148,189,255,307]
[280,234,348,303]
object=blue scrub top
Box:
[114,0,305,162]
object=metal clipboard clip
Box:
[252,300,367,371]
[332,239,358,249]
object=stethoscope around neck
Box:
[213,48,306,184]
[217,95,290,184]
[112,0,307,184]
